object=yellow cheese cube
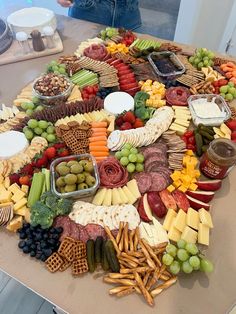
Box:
[194,170,201,178]
[186,150,194,156]
[173,180,182,188]
[182,175,192,185]
[186,207,200,230]
[11,189,25,203]
[178,185,188,193]
[189,183,198,191]
[13,197,27,211]
[183,155,190,166]
[174,209,187,232]
[170,171,181,181]
[8,183,21,194]
[198,223,209,245]
[167,185,175,193]
[186,163,195,174]
[190,157,198,167]
[181,226,198,243]
[0,191,12,203]
[199,208,213,228]
[168,223,182,242]
[21,185,29,195]
[6,216,23,232]
[15,206,28,216]
[163,208,177,231]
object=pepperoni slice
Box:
[166,86,191,106]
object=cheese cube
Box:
[6,216,23,232]
[199,208,213,228]
[186,207,200,230]
[11,189,25,203]
[181,226,198,243]
[189,183,198,191]
[126,179,141,199]
[173,180,182,188]
[170,171,181,181]
[185,150,194,156]
[179,184,188,192]
[21,185,29,195]
[167,185,175,193]
[163,208,177,231]
[0,191,12,203]
[168,223,182,242]
[13,197,27,211]
[174,209,186,232]
[8,183,21,194]
[15,206,28,216]
[198,223,209,245]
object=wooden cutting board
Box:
[0,31,63,66]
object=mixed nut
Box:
[34,73,71,97]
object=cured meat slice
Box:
[98,157,129,188]
[165,86,191,106]
[141,147,167,160]
[149,173,169,192]
[133,173,152,194]
[159,189,177,210]
[145,158,168,172]
[85,223,105,240]
[70,221,80,240]
[172,190,190,212]
[111,229,119,238]
[79,227,90,243]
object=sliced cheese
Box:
[220,123,231,135]
[174,119,190,127]
[6,216,23,232]
[139,223,155,246]
[122,186,136,204]
[126,179,141,199]
[213,127,225,137]
[13,197,27,211]
[186,207,199,230]
[168,222,181,242]
[169,123,187,135]
[0,191,12,203]
[152,217,169,244]
[198,208,213,228]
[21,185,29,195]
[163,208,177,231]
[92,188,107,206]
[174,209,186,232]
[198,223,209,245]
[102,189,112,206]
[118,187,129,204]
[11,189,25,203]
[8,183,21,194]
[181,226,198,244]
[112,188,122,205]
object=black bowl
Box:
[0,18,13,55]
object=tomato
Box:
[19,175,31,186]
[120,82,139,90]
[212,81,219,88]
[92,85,99,93]
[218,79,228,87]
[181,136,188,144]
[85,86,95,94]
[187,144,196,151]
[183,130,194,138]
[119,77,136,85]
[188,136,196,145]
[214,86,220,94]
[231,131,236,140]
[226,119,236,131]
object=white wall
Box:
[174,0,235,51]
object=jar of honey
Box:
[200,138,236,179]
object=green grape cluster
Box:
[219,82,236,101]
[100,27,119,40]
[21,97,44,116]
[189,48,215,70]
[46,60,67,76]
[23,119,56,143]
[162,240,214,275]
[115,143,144,173]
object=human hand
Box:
[57,0,73,8]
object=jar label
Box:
[200,155,229,179]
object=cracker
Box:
[74,241,86,260]
[71,258,88,276]
[46,252,64,273]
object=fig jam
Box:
[200,139,236,179]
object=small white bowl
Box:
[7,7,57,37]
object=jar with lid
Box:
[200,138,236,179]
[43,26,55,49]
[16,31,31,54]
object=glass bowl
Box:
[188,94,232,126]
[32,74,73,107]
[50,154,100,199]
[0,18,13,55]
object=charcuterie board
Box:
[0,31,63,66]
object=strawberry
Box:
[35,154,48,168]
[44,146,56,159]
[53,142,65,149]
[9,173,20,185]
[120,122,132,130]
[20,164,33,175]
[122,111,136,124]
[57,148,70,157]
[231,131,236,140]
[133,118,144,128]
[19,175,31,186]
[115,115,124,127]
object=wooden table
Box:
[0,15,236,314]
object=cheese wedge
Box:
[168,222,181,242]
[199,208,213,228]
[112,188,122,205]
[163,208,177,231]
[102,189,112,206]
[126,179,141,199]
[122,186,136,204]
[198,223,209,245]
[92,188,107,206]
[118,187,129,204]
[181,226,198,244]
[174,209,186,232]
[186,207,200,230]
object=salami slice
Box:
[85,223,105,240]
[165,86,191,106]
[79,227,90,243]
[142,147,167,160]
[149,172,169,191]
[70,221,80,240]
[133,172,152,194]
[98,157,129,188]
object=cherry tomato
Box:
[181,136,188,144]
[184,130,194,138]
[187,144,196,151]
[231,131,236,140]
[86,86,95,94]
[188,136,196,145]
[212,81,219,88]
[226,119,236,131]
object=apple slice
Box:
[196,180,222,191]
[186,195,211,211]
[137,195,152,222]
[186,190,215,203]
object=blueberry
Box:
[49,227,56,234]
[40,242,47,249]
[35,233,42,241]
[18,240,26,249]
[52,234,59,240]
[37,244,42,251]
[43,233,49,240]
[44,248,53,257]
[23,222,30,229]
[23,246,30,254]
[26,239,33,246]
[31,244,36,250]
[40,254,47,262]
[47,239,56,246]
[30,251,36,257]
[55,227,63,234]
[35,253,42,260]
[19,232,27,240]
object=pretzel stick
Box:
[151,277,177,297]
[120,252,141,265]
[109,286,131,295]
[146,265,166,291]
[120,266,150,274]
[103,277,136,286]
[118,256,138,268]
[108,273,135,280]
[118,230,124,251]
[124,223,129,252]
[104,226,121,255]
[134,271,154,307]
[160,274,170,281]
[139,240,156,269]
[133,227,140,251]
[127,251,144,258]
[117,287,135,297]
[129,229,135,252]
[142,239,162,267]
[119,259,132,268]
[116,221,124,245]
[143,270,152,287]
[134,286,142,294]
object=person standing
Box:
[57,0,142,30]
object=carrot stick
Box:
[89,141,107,146]
[91,122,107,128]
[90,151,109,157]
[95,157,108,163]
[91,132,107,137]
[89,146,109,152]
[89,136,107,142]
[92,128,107,133]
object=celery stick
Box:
[42,168,50,191]
[27,172,45,208]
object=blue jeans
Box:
[69,0,141,30]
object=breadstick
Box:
[160,274,170,281]
[151,277,177,297]
[120,266,150,274]
[117,287,135,297]
[104,226,121,255]
[146,267,162,291]
[116,221,124,245]
[139,240,156,269]
[118,256,138,268]
[109,286,131,295]
[143,270,152,287]
[142,239,162,267]
[127,251,144,258]
[103,277,136,286]
[120,252,140,264]
[108,273,134,280]
[124,223,129,252]
[118,230,124,251]
[134,271,154,306]
[133,227,140,251]
[129,229,135,251]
